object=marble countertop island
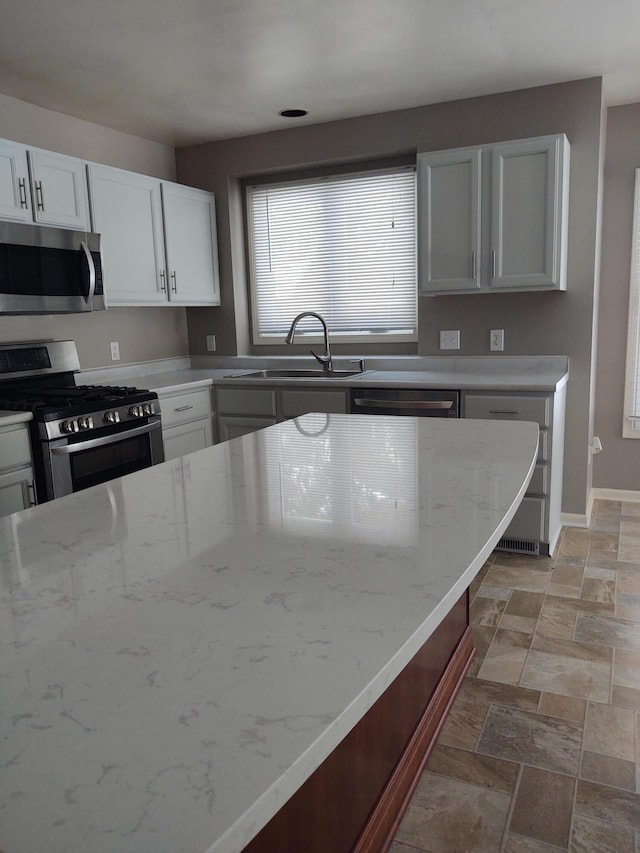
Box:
[0,414,538,853]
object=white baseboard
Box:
[561,512,591,528]
[591,487,640,503]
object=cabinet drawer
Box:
[527,464,548,496]
[216,387,277,417]
[160,388,212,428]
[280,390,348,418]
[506,496,545,542]
[0,425,32,473]
[464,394,550,427]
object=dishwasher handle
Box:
[353,398,454,410]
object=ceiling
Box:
[1,0,640,147]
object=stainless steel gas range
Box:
[0,340,164,503]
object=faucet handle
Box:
[349,359,366,373]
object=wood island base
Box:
[244,591,473,853]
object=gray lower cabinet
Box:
[158,385,214,461]
[462,387,566,556]
[215,386,347,441]
[0,422,37,517]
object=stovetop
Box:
[0,384,157,420]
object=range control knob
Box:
[78,416,94,431]
[142,402,154,416]
[104,410,121,424]
[129,405,143,418]
[61,419,79,434]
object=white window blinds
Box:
[623,169,640,438]
[246,166,417,344]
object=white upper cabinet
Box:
[418,134,570,295]
[161,182,220,306]
[0,140,32,222]
[87,164,221,307]
[417,148,482,292]
[28,148,90,229]
[87,163,167,305]
[0,140,89,229]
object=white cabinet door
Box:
[0,140,32,222]
[28,149,89,229]
[490,136,568,291]
[88,164,167,305]
[418,148,482,293]
[0,467,35,516]
[163,419,213,461]
[161,182,220,306]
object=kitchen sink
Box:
[225,369,364,379]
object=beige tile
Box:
[477,705,582,774]
[621,502,640,519]
[483,563,550,593]
[575,613,640,651]
[575,779,640,831]
[589,532,620,558]
[393,772,511,853]
[510,766,575,848]
[616,593,640,622]
[612,685,640,710]
[500,613,537,634]
[470,624,496,660]
[585,564,617,580]
[476,628,531,685]
[425,743,519,794]
[580,749,636,791]
[584,702,636,761]
[619,571,640,596]
[470,595,506,628]
[570,814,635,853]
[503,834,565,851]
[537,692,586,722]
[505,589,545,619]
[559,529,592,559]
[581,577,616,603]
[476,583,512,600]
[521,636,612,703]
[549,562,585,597]
[614,648,640,690]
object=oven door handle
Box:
[80,241,96,308]
[353,398,454,410]
[50,422,159,455]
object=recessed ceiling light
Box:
[279,109,308,118]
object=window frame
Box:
[244,161,418,347]
[623,168,640,439]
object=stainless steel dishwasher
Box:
[350,387,460,417]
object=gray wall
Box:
[177,77,606,517]
[0,93,188,369]
[594,103,640,491]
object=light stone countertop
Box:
[0,410,33,427]
[0,414,539,853]
[77,355,569,394]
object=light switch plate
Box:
[440,330,460,350]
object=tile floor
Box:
[389,500,640,852]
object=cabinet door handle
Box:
[170,271,177,293]
[159,270,167,292]
[18,178,28,209]
[27,480,37,506]
[471,250,477,279]
[174,405,194,412]
[491,249,496,279]
[489,409,519,415]
[35,181,45,211]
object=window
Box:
[623,169,640,438]
[246,165,417,345]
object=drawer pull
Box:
[174,405,194,412]
[489,409,519,415]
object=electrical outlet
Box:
[110,341,120,361]
[490,329,504,352]
[439,330,460,350]
[206,334,217,352]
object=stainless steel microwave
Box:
[0,221,105,314]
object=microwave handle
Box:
[80,241,96,308]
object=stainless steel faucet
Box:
[285,311,333,373]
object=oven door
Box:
[42,418,164,501]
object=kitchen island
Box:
[0,414,538,853]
